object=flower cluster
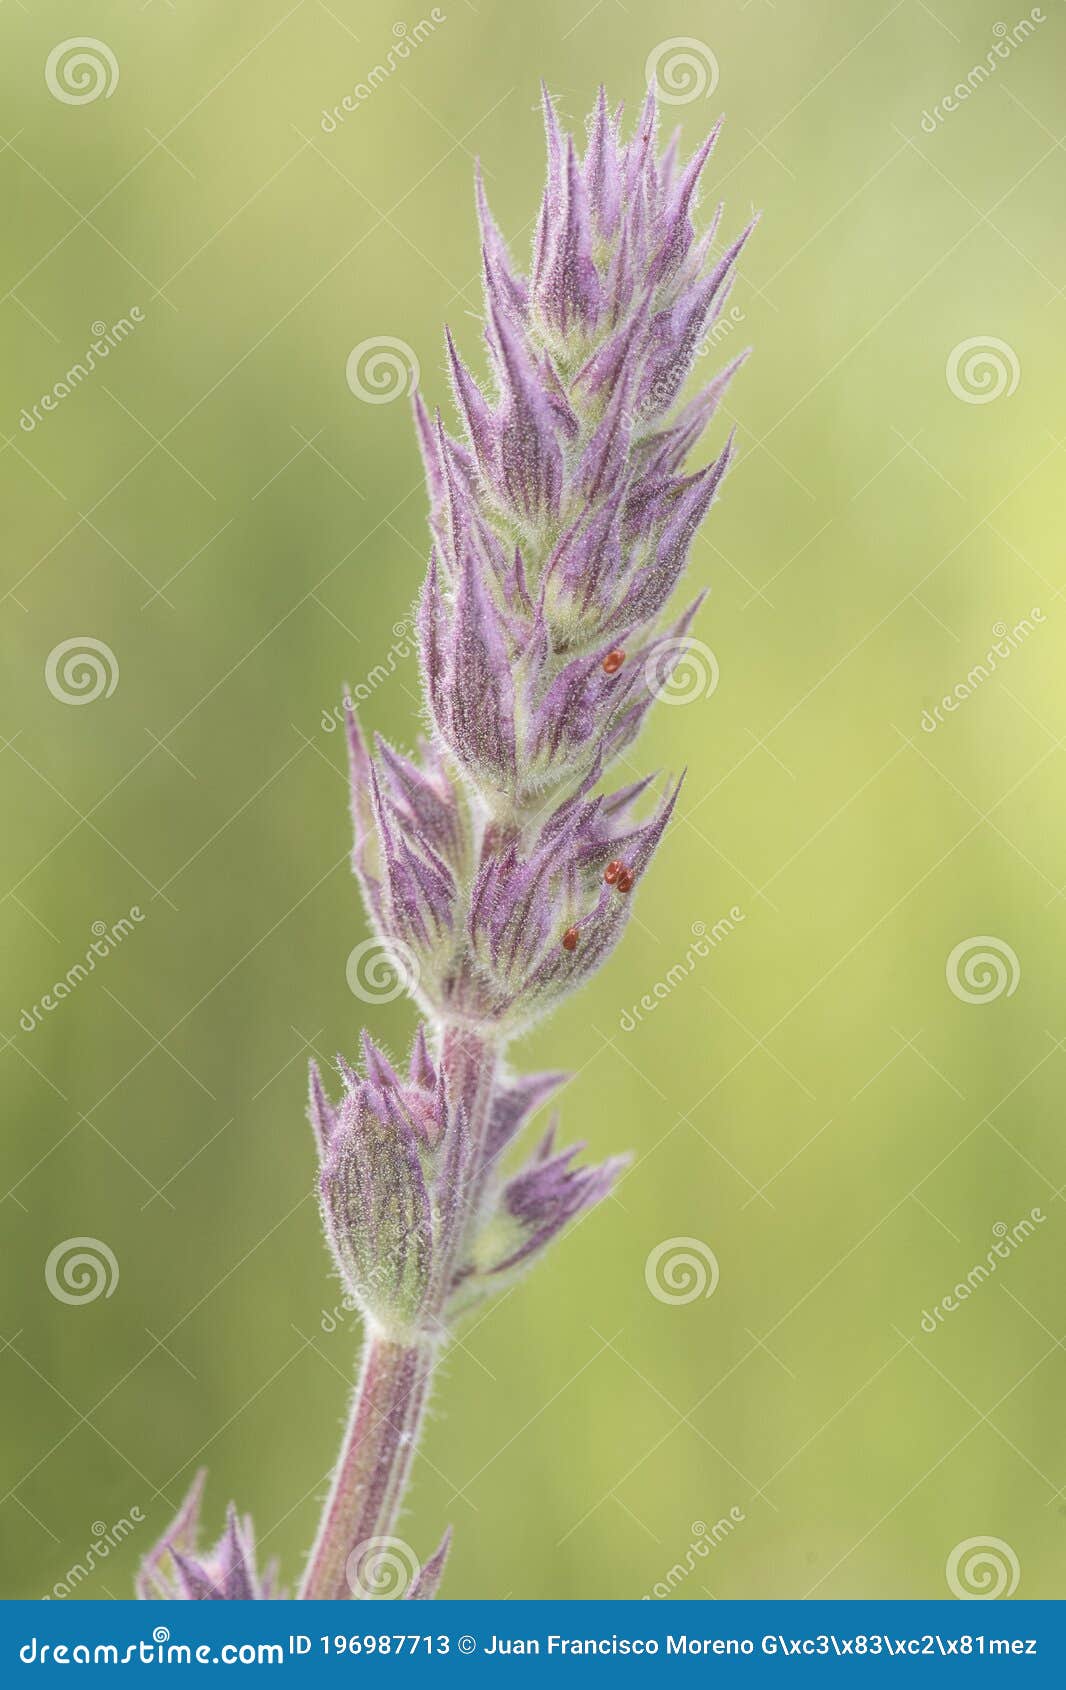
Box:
[352,86,751,1034]
[138,83,751,1604]
[311,1028,626,1333]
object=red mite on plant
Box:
[139,81,754,1603]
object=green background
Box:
[1,0,1064,1601]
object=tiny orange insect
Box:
[561,925,580,952]
[615,868,635,894]
[601,647,625,675]
[603,859,623,884]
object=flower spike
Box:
[144,86,755,1607]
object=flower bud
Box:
[312,1032,445,1340]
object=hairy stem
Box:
[300,1332,437,1600]
[301,1026,500,1599]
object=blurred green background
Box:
[1,0,1064,1602]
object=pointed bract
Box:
[136,1475,275,1600]
[407,1528,453,1600]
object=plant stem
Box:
[301,1026,500,1600]
[300,1332,436,1599]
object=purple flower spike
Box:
[413,87,750,821]
[229,86,756,1606]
